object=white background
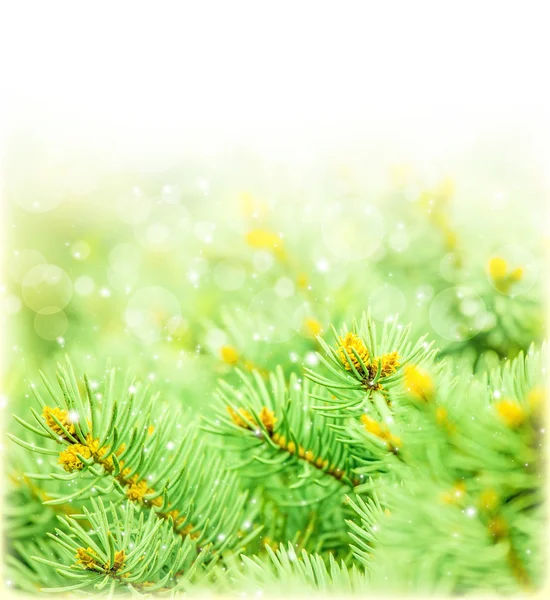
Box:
[0,1,549,158]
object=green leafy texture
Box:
[439,277,545,366]
[210,542,369,595]
[6,539,68,594]
[203,365,364,556]
[206,366,361,488]
[342,345,546,594]
[6,317,546,594]
[8,357,254,559]
[305,311,437,412]
[200,304,322,379]
[33,498,214,595]
[5,441,79,542]
[5,143,545,596]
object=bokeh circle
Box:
[21,265,73,312]
[429,286,488,341]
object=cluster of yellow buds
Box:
[120,471,162,507]
[338,332,370,372]
[271,431,347,480]
[373,351,400,377]
[75,547,127,575]
[360,414,401,450]
[228,406,352,483]
[488,256,524,294]
[58,443,93,472]
[43,406,201,542]
[57,431,112,472]
[494,388,545,428]
[45,407,165,510]
[42,406,76,439]
[75,547,100,570]
[337,332,400,388]
[228,405,277,434]
[109,550,127,573]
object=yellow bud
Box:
[479,488,499,511]
[58,444,92,472]
[220,345,239,365]
[227,406,254,429]
[246,229,283,251]
[338,332,369,372]
[112,550,126,572]
[126,479,149,502]
[372,351,401,377]
[488,516,507,540]
[296,273,309,289]
[488,257,508,280]
[389,434,401,445]
[303,317,322,338]
[404,365,434,401]
[42,406,76,438]
[495,399,525,428]
[259,406,277,433]
[361,414,384,437]
[75,547,99,570]
[508,266,524,282]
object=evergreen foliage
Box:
[3,148,546,596]
[6,323,546,595]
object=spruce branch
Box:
[9,357,254,559]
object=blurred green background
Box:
[2,131,547,414]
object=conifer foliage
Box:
[4,151,546,596]
[7,314,546,595]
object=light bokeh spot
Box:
[21,265,73,312]
[124,286,181,344]
[369,284,407,321]
[429,286,488,341]
[322,203,385,261]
